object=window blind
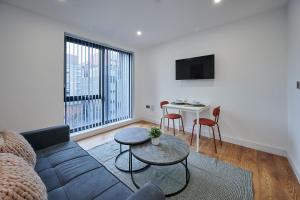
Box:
[64,34,132,133]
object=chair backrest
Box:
[160,101,169,110]
[212,106,221,123]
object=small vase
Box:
[151,137,160,145]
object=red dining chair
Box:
[159,101,185,136]
[190,106,222,153]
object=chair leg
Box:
[199,125,201,138]
[217,124,222,146]
[160,117,163,129]
[180,117,185,134]
[167,119,170,130]
[172,119,175,136]
[190,124,195,145]
[198,125,202,149]
[211,127,217,153]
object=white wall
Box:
[0,3,138,133]
[287,0,300,182]
[137,8,288,156]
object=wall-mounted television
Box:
[176,54,215,80]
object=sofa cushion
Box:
[36,141,133,200]
[35,141,88,172]
[94,183,132,200]
[0,130,36,167]
[0,153,47,200]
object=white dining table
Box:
[162,103,210,152]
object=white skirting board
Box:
[71,118,140,141]
[287,155,300,183]
[140,117,287,157]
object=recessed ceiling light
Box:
[214,0,222,4]
[136,31,142,36]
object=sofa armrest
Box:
[126,182,165,200]
[21,125,70,151]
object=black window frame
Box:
[64,33,133,133]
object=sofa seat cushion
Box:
[35,141,88,172]
[35,141,133,200]
[93,182,132,200]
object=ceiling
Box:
[2,0,288,49]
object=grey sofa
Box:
[21,125,165,200]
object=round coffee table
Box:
[130,134,190,197]
[114,127,150,172]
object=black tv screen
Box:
[176,55,214,80]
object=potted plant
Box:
[149,127,162,145]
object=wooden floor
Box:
[78,121,300,200]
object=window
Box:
[64,34,132,133]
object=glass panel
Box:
[66,42,99,97]
[103,49,131,124]
[65,100,102,132]
[65,41,101,133]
